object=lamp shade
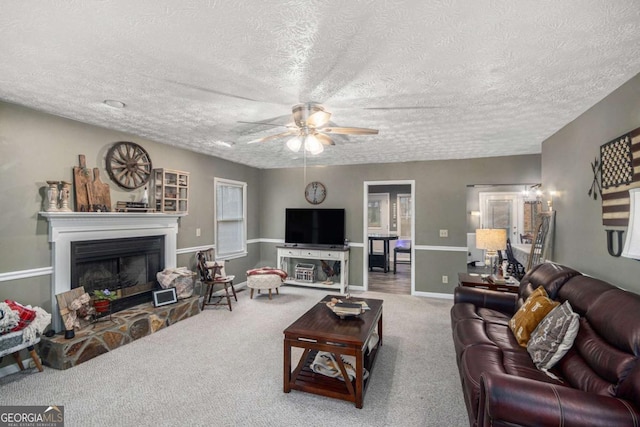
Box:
[476,228,507,251]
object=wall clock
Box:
[305,181,327,205]
[105,141,153,189]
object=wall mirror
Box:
[466,184,551,272]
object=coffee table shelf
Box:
[283,295,383,408]
[289,348,380,401]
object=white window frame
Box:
[214,177,247,260]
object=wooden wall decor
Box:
[600,127,640,226]
[73,154,112,212]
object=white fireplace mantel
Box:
[41,212,185,331]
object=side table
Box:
[458,273,519,294]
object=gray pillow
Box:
[527,300,580,374]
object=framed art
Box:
[153,287,178,307]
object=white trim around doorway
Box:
[363,180,416,295]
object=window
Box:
[214,178,247,259]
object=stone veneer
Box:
[39,296,200,370]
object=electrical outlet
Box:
[439,229,448,238]
[442,275,448,284]
[196,228,201,237]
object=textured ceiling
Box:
[1,1,640,169]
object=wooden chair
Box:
[196,250,236,311]
[505,239,526,280]
[520,233,534,244]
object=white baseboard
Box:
[0,362,26,379]
[413,291,454,300]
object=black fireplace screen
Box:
[70,236,165,311]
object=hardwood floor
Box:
[368,262,411,294]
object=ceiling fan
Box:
[243,102,378,154]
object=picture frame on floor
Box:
[153,287,178,307]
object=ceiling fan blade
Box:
[362,106,447,110]
[307,110,331,128]
[320,127,379,135]
[161,79,263,103]
[237,120,297,129]
[247,130,297,144]
[315,133,335,146]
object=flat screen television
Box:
[285,208,345,247]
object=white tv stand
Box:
[276,245,349,295]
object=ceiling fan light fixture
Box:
[305,134,324,155]
[286,135,302,152]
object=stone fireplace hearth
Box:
[39,296,200,369]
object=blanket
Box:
[0,302,51,344]
[246,267,288,281]
[310,351,369,382]
[157,267,195,298]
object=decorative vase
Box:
[45,181,60,212]
[93,299,111,314]
[58,181,73,212]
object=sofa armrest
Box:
[479,372,640,427]
[454,286,517,314]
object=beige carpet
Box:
[0,286,467,427]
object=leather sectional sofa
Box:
[451,262,640,426]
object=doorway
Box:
[363,180,415,294]
[479,191,531,243]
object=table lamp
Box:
[476,229,507,275]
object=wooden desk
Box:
[368,234,398,273]
[283,295,383,408]
[458,273,519,294]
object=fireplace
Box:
[41,212,183,332]
[71,236,165,313]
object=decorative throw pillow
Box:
[527,300,580,373]
[4,300,37,333]
[509,286,559,347]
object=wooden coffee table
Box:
[283,295,383,408]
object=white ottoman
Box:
[246,274,282,300]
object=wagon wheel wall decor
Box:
[105,141,152,189]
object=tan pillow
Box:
[509,286,559,347]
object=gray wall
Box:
[0,102,262,314]
[258,156,541,293]
[0,100,541,313]
[542,72,640,292]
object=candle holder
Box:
[45,181,60,212]
[58,181,73,212]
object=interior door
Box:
[368,193,389,254]
[394,193,412,260]
[479,192,522,243]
